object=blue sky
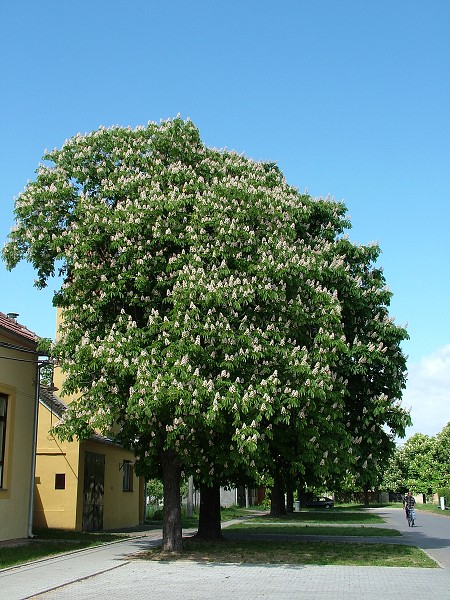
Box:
[1,0,449,440]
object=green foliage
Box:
[3,117,410,503]
[382,435,438,494]
[146,478,164,505]
[379,451,407,493]
[435,423,450,488]
[437,488,450,504]
[381,422,450,496]
[252,498,271,511]
[220,505,253,520]
[146,507,164,521]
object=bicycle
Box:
[406,507,416,527]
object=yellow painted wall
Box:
[0,339,37,541]
[36,405,143,531]
[52,308,65,399]
[34,404,80,530]
[78,441,143,530]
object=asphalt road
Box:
[377,506,450,569]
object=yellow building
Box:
[34,308,145,531]
[34,386,145,531]
[0,312,39,542]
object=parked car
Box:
[305,496,334,509]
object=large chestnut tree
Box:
[3,117,410,549]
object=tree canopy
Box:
[382,423,450,495]
[3,117,410,548]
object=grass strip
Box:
[0,532,126,569]
[226,524,401,536]
[416,504,450,517]
[144,538,437,568]
[33,530,127,541]
[249,511,384,524]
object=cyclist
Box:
[403,491,416,526]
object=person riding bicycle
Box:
[403,491,416,526]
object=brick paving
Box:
[30,561,450,600]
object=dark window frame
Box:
[122,460,134,492]
[55,473,66,489]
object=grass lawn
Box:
[1,505,441,570]
[141,506,436,568]
[141,507,436,568]
[381,503,450,517]
[416,504,450,517]
[248,511,385,524]
[225,523,401,536]
[144,538,437,568]
[0,531,128,570]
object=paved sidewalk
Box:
[0,531,162,599]
[1,510,449,599]
[29,561,450,600]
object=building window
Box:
[55,473,66,489]
[122,460,133,492]
[0,394,7,489]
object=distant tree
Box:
[382,434,438,495]
[146,478,164,507]
[434,422,450,488]
[380,448,408,494]
[262,235,410,512]
[382,424,450,498]
[404,434,439,494]
[333,240,411,503]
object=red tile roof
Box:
[0,311,38,344]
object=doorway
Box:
[82,451,105,531]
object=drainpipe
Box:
[27,360,45,538]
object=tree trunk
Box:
[286,486,294,513]
[195,483,223,540]
[297,485,306,509]
[363,485,370,508]
[162,449,182,552]
[270,480,286,516]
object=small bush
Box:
[146,507,163,521]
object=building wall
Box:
[0,340,37,541]
[219,487,259,508]
[35,404,143,531]
[34,405,80,530]
[220,487,237,507]
[78,440,143,531]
